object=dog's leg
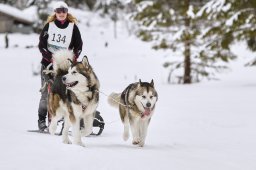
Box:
[49,116,57,135]
[49,110,62,135]
[123,113,130,141]
[130,117,140,145]
[81,103,98,136]
[81,114,94,137]
[62,116,72,144]
[72,117,85,147]
[138,120,149,147]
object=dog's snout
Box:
[146,102,151,108]
[62,76,66,82]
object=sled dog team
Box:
[47,50,158,147]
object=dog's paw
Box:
[63,138,72,144]
[81,128,92,137]
[42,69,55,75]
[132,138,140,145]
[132,141,139,145]
[49,130,55,135]
[138,141,145,147]
[74,141,85,147]
[123,132,129,141]
[49,126,56,135]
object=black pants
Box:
[38,65,48,121]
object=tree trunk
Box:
[184,36,191,84]
[183,0,191,84]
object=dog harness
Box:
[121,84,145,118]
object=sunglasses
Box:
[55,8,68,13]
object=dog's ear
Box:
[150,79,154,87]
[82,55,90,67]
[139,79,142,85]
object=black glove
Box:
[41,50,53,68]
[41,58,53,69]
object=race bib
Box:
[47,22,74,53]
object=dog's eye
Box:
[150,95,153,99]
[142,95,146,99]
[72,71,77,74]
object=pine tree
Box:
[65,0,96,9]
[32,0,52,33]
[95,0,132,38]
[201,0,256,66]
[133,0,236,84]
[84,0,97,10]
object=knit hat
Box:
[53,1,68,11]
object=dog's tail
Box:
[52,49,74,72]
[108,92,121,108]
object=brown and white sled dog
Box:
[47,49,99,147]
[108,80,158,147]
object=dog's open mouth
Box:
[65,81,78,88]
[142,107,151,118]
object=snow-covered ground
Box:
[0,11,256,170]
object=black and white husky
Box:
[47,50,99,147]
[108,80,158,147]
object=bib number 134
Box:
[52,34,66,43]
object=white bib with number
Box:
[47,22,74,53]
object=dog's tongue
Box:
[143,108,151,116]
